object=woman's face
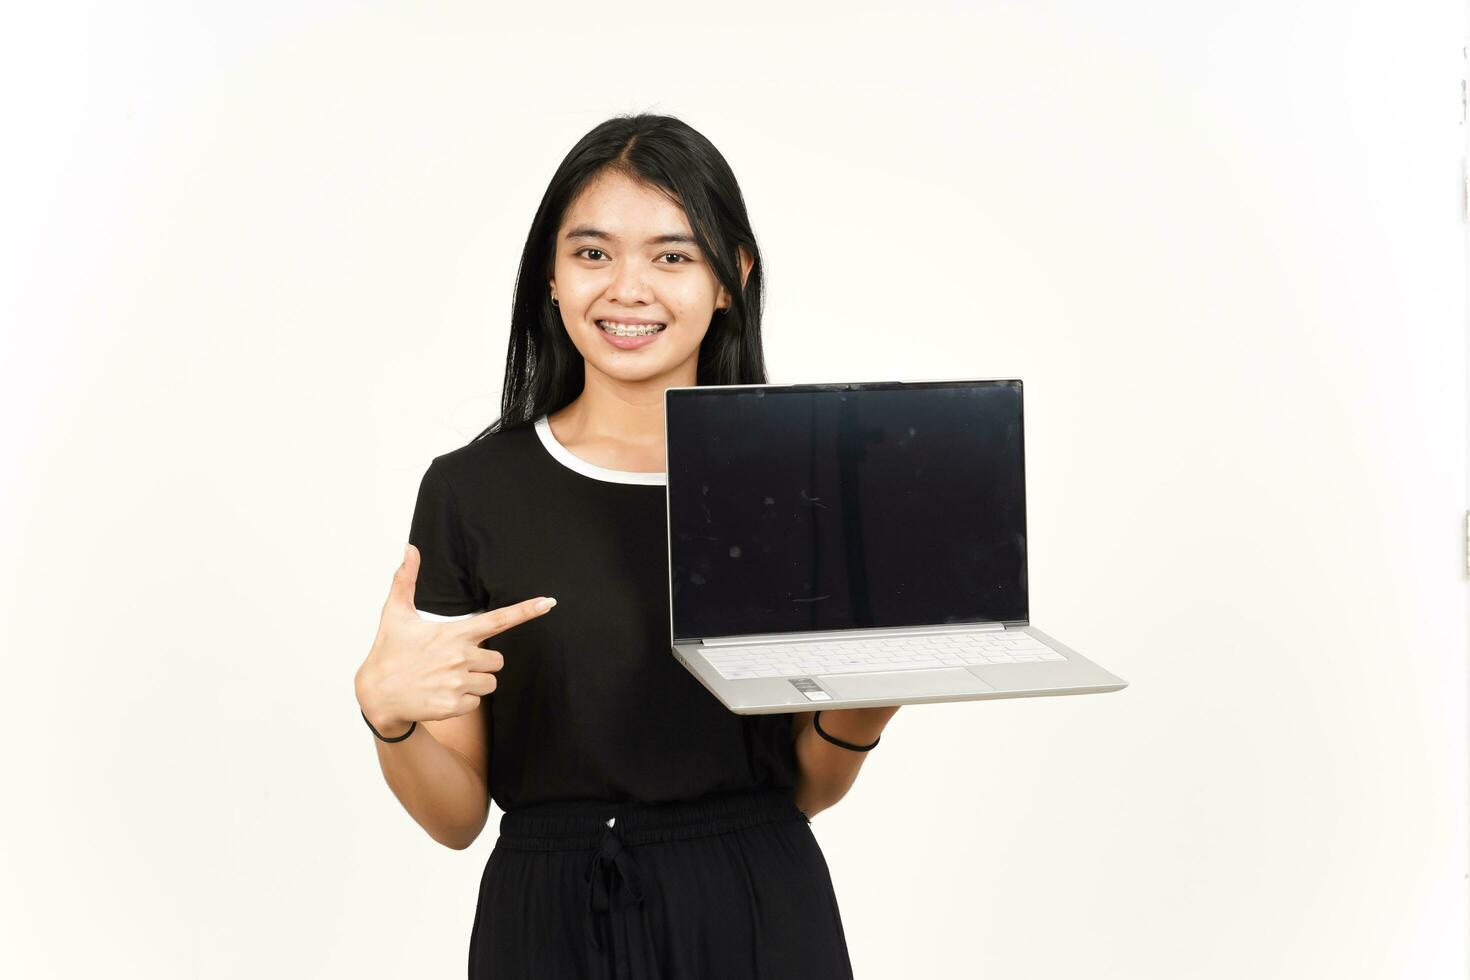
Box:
[549,169,737,386]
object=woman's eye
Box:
[573,247,692,264]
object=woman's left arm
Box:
[791,706,901,820]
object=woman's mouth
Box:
[597,319,667,350]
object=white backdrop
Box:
[2,2,1465,978]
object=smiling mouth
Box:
[597,320,667,336]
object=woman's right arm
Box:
[355,544,556,850]
[356,687,492,851]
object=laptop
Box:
[664,378,1128,714]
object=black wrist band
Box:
[812,710,880,752]
[362,709,416,743]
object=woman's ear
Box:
[714,248,754,311]
[716,247,753,311]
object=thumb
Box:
[386,542,420,613]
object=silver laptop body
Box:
[665,378,1128,715]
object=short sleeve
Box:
[407,460,487,618]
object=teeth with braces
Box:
[598,320,666,337]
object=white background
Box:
[2,2,1466,977]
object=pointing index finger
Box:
[463,596,557,640]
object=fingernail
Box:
[535,597,556,612]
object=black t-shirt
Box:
[407,413,799,812]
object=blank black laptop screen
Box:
[666,380,1027,643]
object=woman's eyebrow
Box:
[564,226,698,246]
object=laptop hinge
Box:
[699,622,1012,648]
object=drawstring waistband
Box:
[495,788,805,979]
[496,787,805,847]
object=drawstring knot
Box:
[583,819,645,951]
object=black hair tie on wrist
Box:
[362,709,416,743]
[812,710,880,752]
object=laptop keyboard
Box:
[702,632,1067,680]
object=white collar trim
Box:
[533,415,667,486]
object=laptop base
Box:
[673,626,1128,715]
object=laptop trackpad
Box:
[820,668,995,700]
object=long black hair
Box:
[471,113,767,441]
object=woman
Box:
[354,112,900,979]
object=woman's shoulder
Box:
[428,420,541,492]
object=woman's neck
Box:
[546,391,668,474]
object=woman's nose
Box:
[606,259,653,304]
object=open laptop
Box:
[665,378,1128,714]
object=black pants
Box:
[468,787,855,979]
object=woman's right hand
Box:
[354,544,556,737]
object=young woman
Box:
[354,113,901,979]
